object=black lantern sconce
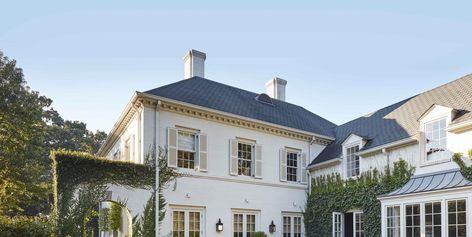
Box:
[269,220,276,233]
[216,218,224,232]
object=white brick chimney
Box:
[265,77,287,101]
[183,49,206,79]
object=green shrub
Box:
[109,203,122,232]
[0,216,52,237]
[253,231,267,237]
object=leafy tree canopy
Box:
[0,50,106,216]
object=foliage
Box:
[98,208,110,231]
[0,51,51,215]
[453,152,472,180]
[0,215,52,237]
[133,195,156,237]
[56,183,107,237]
[253,231,267,237]
[109,202,122,232]
[51,148,181,236]
[0,50,106,216]
[305,160,413,237]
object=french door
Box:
[333,212,344,237]
[232,211,259,237]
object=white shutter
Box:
[300,152,307,184]
[229,139,238,176]
[167,127,178,168]
[198,133,208,172]
[280,148,287,182]
[254,144,262,179]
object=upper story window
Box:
[425,118,447,161]
[177,130,197,169]
[346,145,360,178]
[279,148,307,183]
[286,151,299,182]
[167,127,208,172]
[238,141,253,176]
[230,139,262,178]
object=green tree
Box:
[0,50,107,216]
[0,51,51,215]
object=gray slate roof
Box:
[380,169,472,198]
[311,74,472,165]
[143,77,337,137]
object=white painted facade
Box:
[101,96,327,237]
[97,50,472,237]
[310,105,472,237]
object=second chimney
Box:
[265,77,287,101]
[183,49,206,79]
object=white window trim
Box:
[404,202,422,237]
[332,212,344,237]
[344,142,362,180]
[423,200,442,237]
[170,205,205,237]
[421,116,450,166]
[446,198,467,237]
[231,209,260,237]
[385,205,402,237]
[237,140,255,177]
[285,148,301,183]
[353,211,364,237]
[282,212,304,237]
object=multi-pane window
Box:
[448,199,467,237]
[172,209,202,237]
[188,211,200,237]
[246,214,256,237]
[172,211,185,237]
[287,151,299,182]
[177,131,196,169]
[238,142,253,176]
[284,215,302,237]
[386,206,400,237]
[333,213,343,237]
[425,118,447,160]
[234,214,243,237]
[283,216,291,237]
[354,212,364,237]
[233,212,258,237]
[346,145,360,178]
[406,204,421,237]
[294,217,302,237]
[425,202,441,237]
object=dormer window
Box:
[425,117,447,161]
[346,145,360,178]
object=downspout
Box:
[154,101,160,237]
[308,136,316,194]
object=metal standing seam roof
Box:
[380,169,472,198]
[144,77,338,138]
[311,74,472,166]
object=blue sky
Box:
[2,1,472,132]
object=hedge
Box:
[305,160,413,237]
[0,216,52,237]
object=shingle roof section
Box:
[311,74,472,165]
[380,169,472,198]
[143,77,337,137]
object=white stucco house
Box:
[97,49,472,237]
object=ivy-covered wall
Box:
[50,149,181,236]
[305,160,413,237]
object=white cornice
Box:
[97,92,335,156]
[447,119,472,133]
[137,92,335,141]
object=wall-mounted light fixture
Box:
[216,218,223,232]
[269,220,276,233]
